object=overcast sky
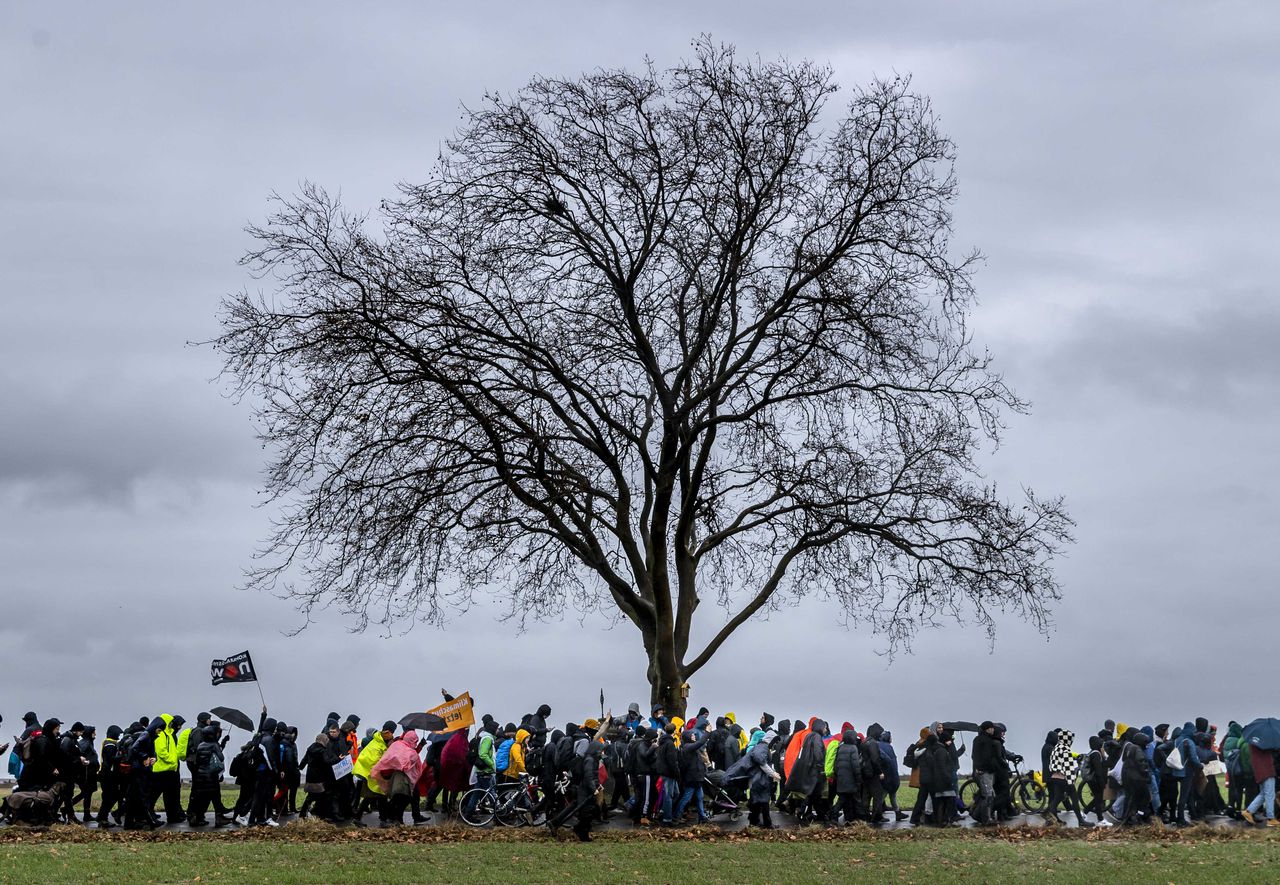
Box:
[3,1,1278,755]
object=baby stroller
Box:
[3,782,65,825]
[701,770,742,821]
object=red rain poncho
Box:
[438,729,471,792]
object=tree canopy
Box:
[217,39,1071,713]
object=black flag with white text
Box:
[211,650,258,686]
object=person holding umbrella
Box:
[1241,718,1280,827]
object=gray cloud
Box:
[1,0,1277,756]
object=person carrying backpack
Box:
[187,725,229,827]
[17,718,60,792]
[95,726,126,828]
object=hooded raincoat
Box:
[370,732,423,796]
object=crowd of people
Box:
[4,703,1275,842]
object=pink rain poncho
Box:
[370,731,424,794]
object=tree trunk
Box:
[647,639,687,719]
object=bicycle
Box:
[494,774,545,827]
[958,758,1048,816]
[459,778,503,827]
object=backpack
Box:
[1079,753,1096,784]
[554,736,576,772]
[495,739,514,774]
[229,745,254,779]
[114,735,135,775]
[1226,745,1242,778]
[525,745,544,774]
[466,734,483,769]
[15,731,39,763]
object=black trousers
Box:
[234,775,256,816]
[149,770,183,821]
[747,800,775,827]
[868,778,886,819]
[1047,777,1083,822]
[188,780,220,822]
[249,772,276,824]
[629,774,651,821]
[125,769,152,827]
[1121,781,1151,825]
[835,790,859,823]
[97,774,124,822]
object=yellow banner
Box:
[427,692,475,733]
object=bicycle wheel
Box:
[1076,780,1104,815]
[459,788,497,827]
[498,786,546,827]
[1018,777,1048,814]
[959,777,981,809]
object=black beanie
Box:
[382,720,397,732]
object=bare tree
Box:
[216,39,1071,715]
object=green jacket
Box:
[824,737,840,779]
[477,733,496,773]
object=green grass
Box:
[3,830,1280,884]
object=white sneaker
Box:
[263,819,279,828]
[1095,818,1113,828]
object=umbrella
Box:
[1242,718,1280,751]
[210,706,254,732]
[941,721,982,733]
[399,712,448,732]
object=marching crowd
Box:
[4,703,1276,842]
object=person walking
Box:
[352,721,395,824]
[187,725,229,827]
[370,730,424,826]
[654,724,681,825]
[1242,744,1279,828]
[673,731,710,824]
[95,726,126,828]
[832,728,863,824]
[970,722,1002,825]
[1045,729,1091,827]
[248,717,282,827]
[124,722,158,830]
[299,731,338,821]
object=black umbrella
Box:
[941,721,982,733]
[210,706,254,732]
[399,712,448,732]
[1243,718,1280,751]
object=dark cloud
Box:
[1,0,1277,757]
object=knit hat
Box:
[381,720,397,732]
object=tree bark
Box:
[648,635,687,719]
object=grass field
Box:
[3,823,1278,884]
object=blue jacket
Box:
[1141,726,1160,783]
[1171,722,1201,779]
[878,740,900,790]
